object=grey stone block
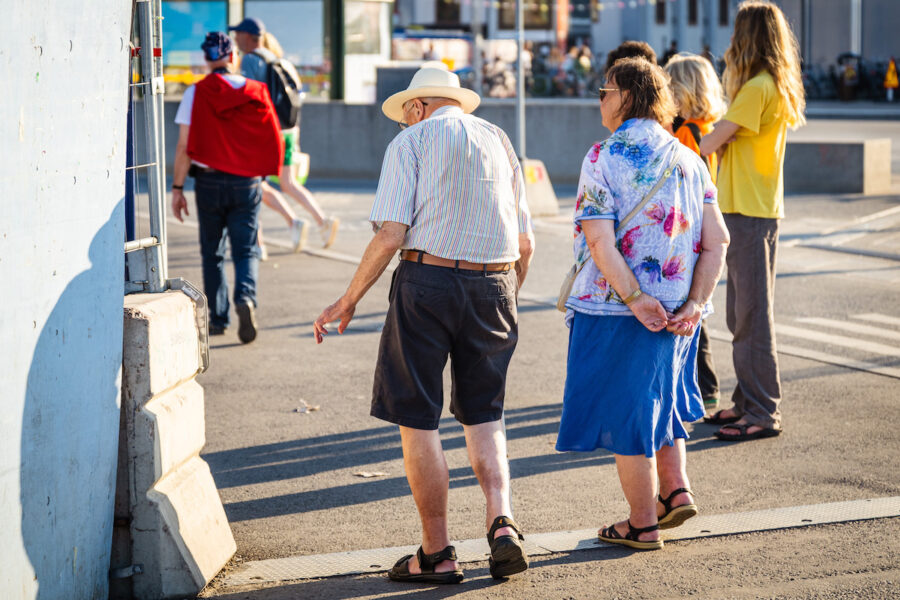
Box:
[784,139,892,195]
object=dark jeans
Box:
[723,213,782,429]
[194,171,262,328]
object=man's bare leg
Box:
[463,420,517,540]
[399,426,460,574]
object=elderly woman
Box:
[556,57,729,550]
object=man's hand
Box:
[666,299,703,337]
[313,296,356,344]
[172,189,189,223]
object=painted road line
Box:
[775,323,900,358]
[708,329,900,380]
[221,496,900,587]
[796,317,900,342]
[782,204,900,248]
[853,313,900,328]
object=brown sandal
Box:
[598,520,664,551]
[387,545,464,584]
[658,488,698,529]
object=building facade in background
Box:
[160,0,898,101]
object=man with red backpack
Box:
[171,31,283,344]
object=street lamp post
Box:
[515,0,526,158]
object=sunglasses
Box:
[597,87,620,101]
[399,101,428,130]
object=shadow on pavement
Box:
[207,404,728,522]
[205,549,627,599]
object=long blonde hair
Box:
[665,53,727,122]
[261,32,284,58]
[723,1,806,128]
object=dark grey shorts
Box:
[371,260,519,430]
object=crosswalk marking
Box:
[708,328,900,381]
[775,323,900,358]
[796,317,900,342]
[853,313,900,328]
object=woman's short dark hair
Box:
[604,41,657,73]
[606,57,677,126]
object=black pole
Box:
[328,0,345,100]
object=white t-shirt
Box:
[174,74,247,126]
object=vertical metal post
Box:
[515,0,526,159]
[152,0,168,284]
[472,0,484,96]
[801,0,812,65]
[125,86,136,243]
[137,0,166,292]
[329,0,345,101]
[849,0,862,56]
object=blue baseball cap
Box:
[228,17,265,37]
[201,31,233,61]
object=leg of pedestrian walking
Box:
[226,177,262,343]
[195,177,230,332]
[396,426,460,576]
[598,454,663,550]
[656,440,698,529]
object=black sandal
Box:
[715,422,781,442]
[387,545,464,584]
[487,516,529,579]
[657,488,698,529]
[598,520,664,551]
[703,409,740,425]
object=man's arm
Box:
[171,124,191,222]
[313,221,407,343]
[515,232,535,288]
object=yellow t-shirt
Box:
[717,71,789,219]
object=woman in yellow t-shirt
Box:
[698,1,805,442]
[665,53,728,415]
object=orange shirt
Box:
[674,118,718,185]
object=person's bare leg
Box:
[281,164,326,226]
[260,181,297,226]
[399,426,459,574]
[602,453,659,542]
[462,420,516,540]
[656,440,693,516]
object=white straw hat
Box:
[381,67,481,122]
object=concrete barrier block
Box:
[123,292,201,405]
[522,158,560,217]
[132,456,236,599]
[133,379,206,490]
[785,138,892,195]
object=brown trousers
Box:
[723,213,783,430]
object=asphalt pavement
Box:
[150,119,900,600]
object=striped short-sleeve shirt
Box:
[370,105,532,263]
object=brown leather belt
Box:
[400,250,513,272]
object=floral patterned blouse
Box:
[566,118,717,318]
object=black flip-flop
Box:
[387,545,464,584]
[703,409,740,425]
[714,423,781,442]
[487,516,529,579]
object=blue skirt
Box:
[556,312,704,458]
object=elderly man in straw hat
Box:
[314,67,535,584]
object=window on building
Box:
[244,0,331,99]
[719,0,729,26]
[436,0,460,25]
[499,0,553,29]
[161,0,228,93]
[655,1,666,25]
[688,0,698,25]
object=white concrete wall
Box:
[0,1,130,598]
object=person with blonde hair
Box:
[665,52,727,414]
[699,1,806,442]
[232,19,340,254]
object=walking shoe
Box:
[291,218,309,252]
[209,324,226,336]
[235,301,258,344]
[318,216,340,249]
